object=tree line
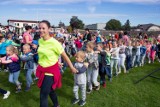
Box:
[68,16,131,31]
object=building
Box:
[7,19,40,34]
[84,23,106,30]
[131,24,160,32]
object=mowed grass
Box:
[0,61,160,107]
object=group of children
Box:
[0,33,39,99]
[67,33,160,106]
[0,30,160,107]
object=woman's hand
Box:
[70,66,78,74]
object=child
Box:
[57,37,67,74]
[140,42,146,66]
[110,41,119,76]
[74,36,82,51]
[85,42,100,93]
[118,40,126,73]
[0,36,12,72]
[0,45,21,93]
[96,43,111,88]
[146,40,151,63]
[131,41,137,67]
[31,40,39,80]
[5,33,20,47]
[125,40,132,72]
[135,40,141,67]
[156,40,160,62]
[150,39,157,63]
[72,51,88,106]
[95,30,101,43]
[21,44,34,91]
[0,88,10,99]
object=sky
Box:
[0,0,160,26]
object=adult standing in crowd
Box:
[82,28,91,51]
[83,28,91,42]
[122,31,129,45]
[36,20,77,107]
[22,25,33,44]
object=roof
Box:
[7,19,40,23]
[137,23,160,31]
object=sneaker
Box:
[72,98,79,104]
[148,61,151,64]
[100,80,103,85]
[139,63,142,66]
[78,100,86,106]
[86,89,92,94]
[3,91,10,99]
[102,82,106,88]
[118,71,121,74]
[25,87,30,91]
[95,85,100,91]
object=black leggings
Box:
[40,75,58,107]
[157,52,160,60]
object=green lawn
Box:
[0,62,160,107]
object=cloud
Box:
[20,8,66,12]
[38,13,128,19]
[107,0,160,4]
[88,6,96,13]
[0,0,85,5]
[21,8,28,12]
[1,0,160,5]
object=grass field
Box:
[0,61,160,107]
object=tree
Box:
[67,25,72,33]
[58,21,65,28]
[105,19,122,30]
[122,19,131,31]
[70,16,84,30]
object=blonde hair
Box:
[7,45,18,55]
[86,41,95,49]
[75,51,86,60]
[23,44,31,49]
